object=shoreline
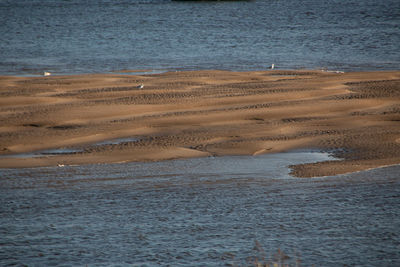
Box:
[1,69,399,177]
[4,67,400,78]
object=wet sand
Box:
[0,70,399,177]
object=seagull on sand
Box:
[137,84,144,89]
[269,64,275,70]
[43,71,51,76]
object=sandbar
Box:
[0,69,399,177]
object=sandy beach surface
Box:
[0,70,399,177]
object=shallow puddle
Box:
[0,147,84,158]
[92,137,139,146]
[0,137,139,158]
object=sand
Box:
[0,69,399,177]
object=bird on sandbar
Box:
[137,84,144,89]
[269,64,275,70]
[43,71,51,76]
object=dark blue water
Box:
[1,0,399,75]
[1,153,400,266]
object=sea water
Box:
[0,0,399,75]
[1,1,400,265]
[1,153,400,266]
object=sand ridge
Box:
[0,70,399,177]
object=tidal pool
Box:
[0,152,399,266]
[0,137,139,159]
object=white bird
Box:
[43,71,51,76]
[137,84,144,89]
[270,64,275,70]
[57,164,65,167]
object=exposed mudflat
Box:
[0,70,399,177]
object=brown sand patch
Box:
[0,70,399,177]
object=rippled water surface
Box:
[1,0,399,75]
[1,152,400,266]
